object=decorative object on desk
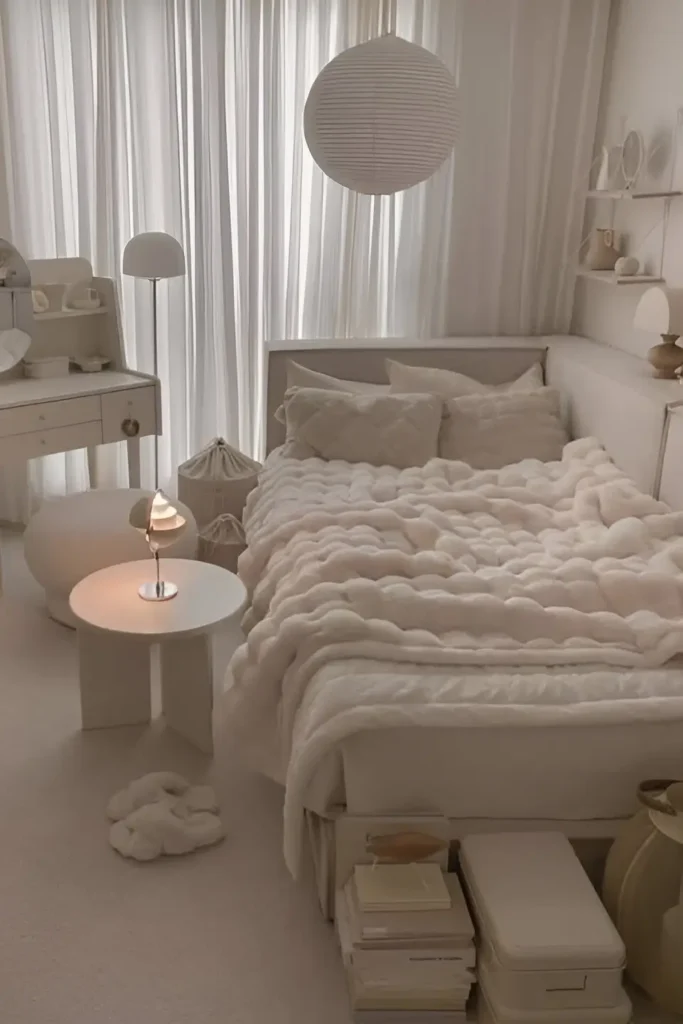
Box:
[304,33,458,195]
[42,282,66,312]
[614,255,639,277]
[107,772,224,861]
[178,437,261,527]
[129,489,187,601]
[22,355,70,379]
[584,228,620,271]
[64,281,100,310]
[0,326,31,372]
[198,513,246,573]
[24,489,197,627]
[602,779,683,1017]
[31,288,48,313]
[366,831,449,864]
[122,231,185,487]
[634,285,683,378]
[621,128,645,190]
[72,354,110,373]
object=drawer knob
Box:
[121,417,140,437]
[38,415,45,422]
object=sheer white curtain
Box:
[0,0,459,521]
[446,0,609,335]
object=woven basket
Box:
[178,437,260,527]
[198,513,246,574]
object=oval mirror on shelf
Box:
[621,129,645,191]
[0,238,33,373]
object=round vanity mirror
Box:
[0,238,32,373]
[621,129,645,191]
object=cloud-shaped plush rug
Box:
[108,772,224,861]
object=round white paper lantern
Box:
[304,34,459,195]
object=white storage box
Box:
[460,833,625,1012]
[477,981,631,1024]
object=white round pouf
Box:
[304,34,459,195]
[24,489,198,627]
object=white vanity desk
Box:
[0,253,159,487]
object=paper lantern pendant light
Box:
[304,34,459,195]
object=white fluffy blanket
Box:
[223,440,683,872]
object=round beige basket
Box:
[178,438,260,527]
[198,513,246,574]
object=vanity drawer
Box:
[101,387,157,442]
[0,420,103,462]
[0,395,101,438]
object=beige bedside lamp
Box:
[634,286,683,379]
[129,490,187,601]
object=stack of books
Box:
[336,863,475,1023]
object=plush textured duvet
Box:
[222,440,683,872]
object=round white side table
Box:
[69,559,246,754]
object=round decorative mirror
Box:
[621,129,645,191]
[0,238,32,373]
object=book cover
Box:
[345,874,474,946]
[354,863,451,912]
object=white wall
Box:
[572,0,683,358]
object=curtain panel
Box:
[0,0,608,521]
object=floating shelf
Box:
[576,269,664,286]
[34,307,107,321]
[586,189,683,200]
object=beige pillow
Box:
[387,359,544,397]
[286,359,389,394]
[439,389,567,469]
[281,387,442,468]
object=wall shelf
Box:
[586,189,683,200]
[34,307,107,321]
[576,269,663,286]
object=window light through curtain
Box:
[0,0,459,520]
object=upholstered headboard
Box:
[266,336,548,452]
[265,334,683,499]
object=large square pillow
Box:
[439,389,567,469]
[281,387,442,468]
[387,359,544,398]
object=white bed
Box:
[224,333,683,908]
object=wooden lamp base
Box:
[648,333,683,379]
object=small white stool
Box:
[69,559,246,754]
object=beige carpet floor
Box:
[0,531,350,1024]
[0,531,676,1024]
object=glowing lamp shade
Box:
[304,34,459,195]
[129,490,187,601]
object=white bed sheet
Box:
[302,661,683,822]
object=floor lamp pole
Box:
[151,277,159,491]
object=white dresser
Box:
[0,252,159,487]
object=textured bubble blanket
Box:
[222,440,683,872]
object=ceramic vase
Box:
[585,228,620,271]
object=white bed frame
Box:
[265,333,683,916]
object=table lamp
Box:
[129,491,187,601]
[122,231,185,487]
[634,286,683,379]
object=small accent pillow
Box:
[439,389,567,469]
[286,359,389,394]
[281,387,442,468]
[387,359,544,397]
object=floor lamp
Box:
[122,231,186,489]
